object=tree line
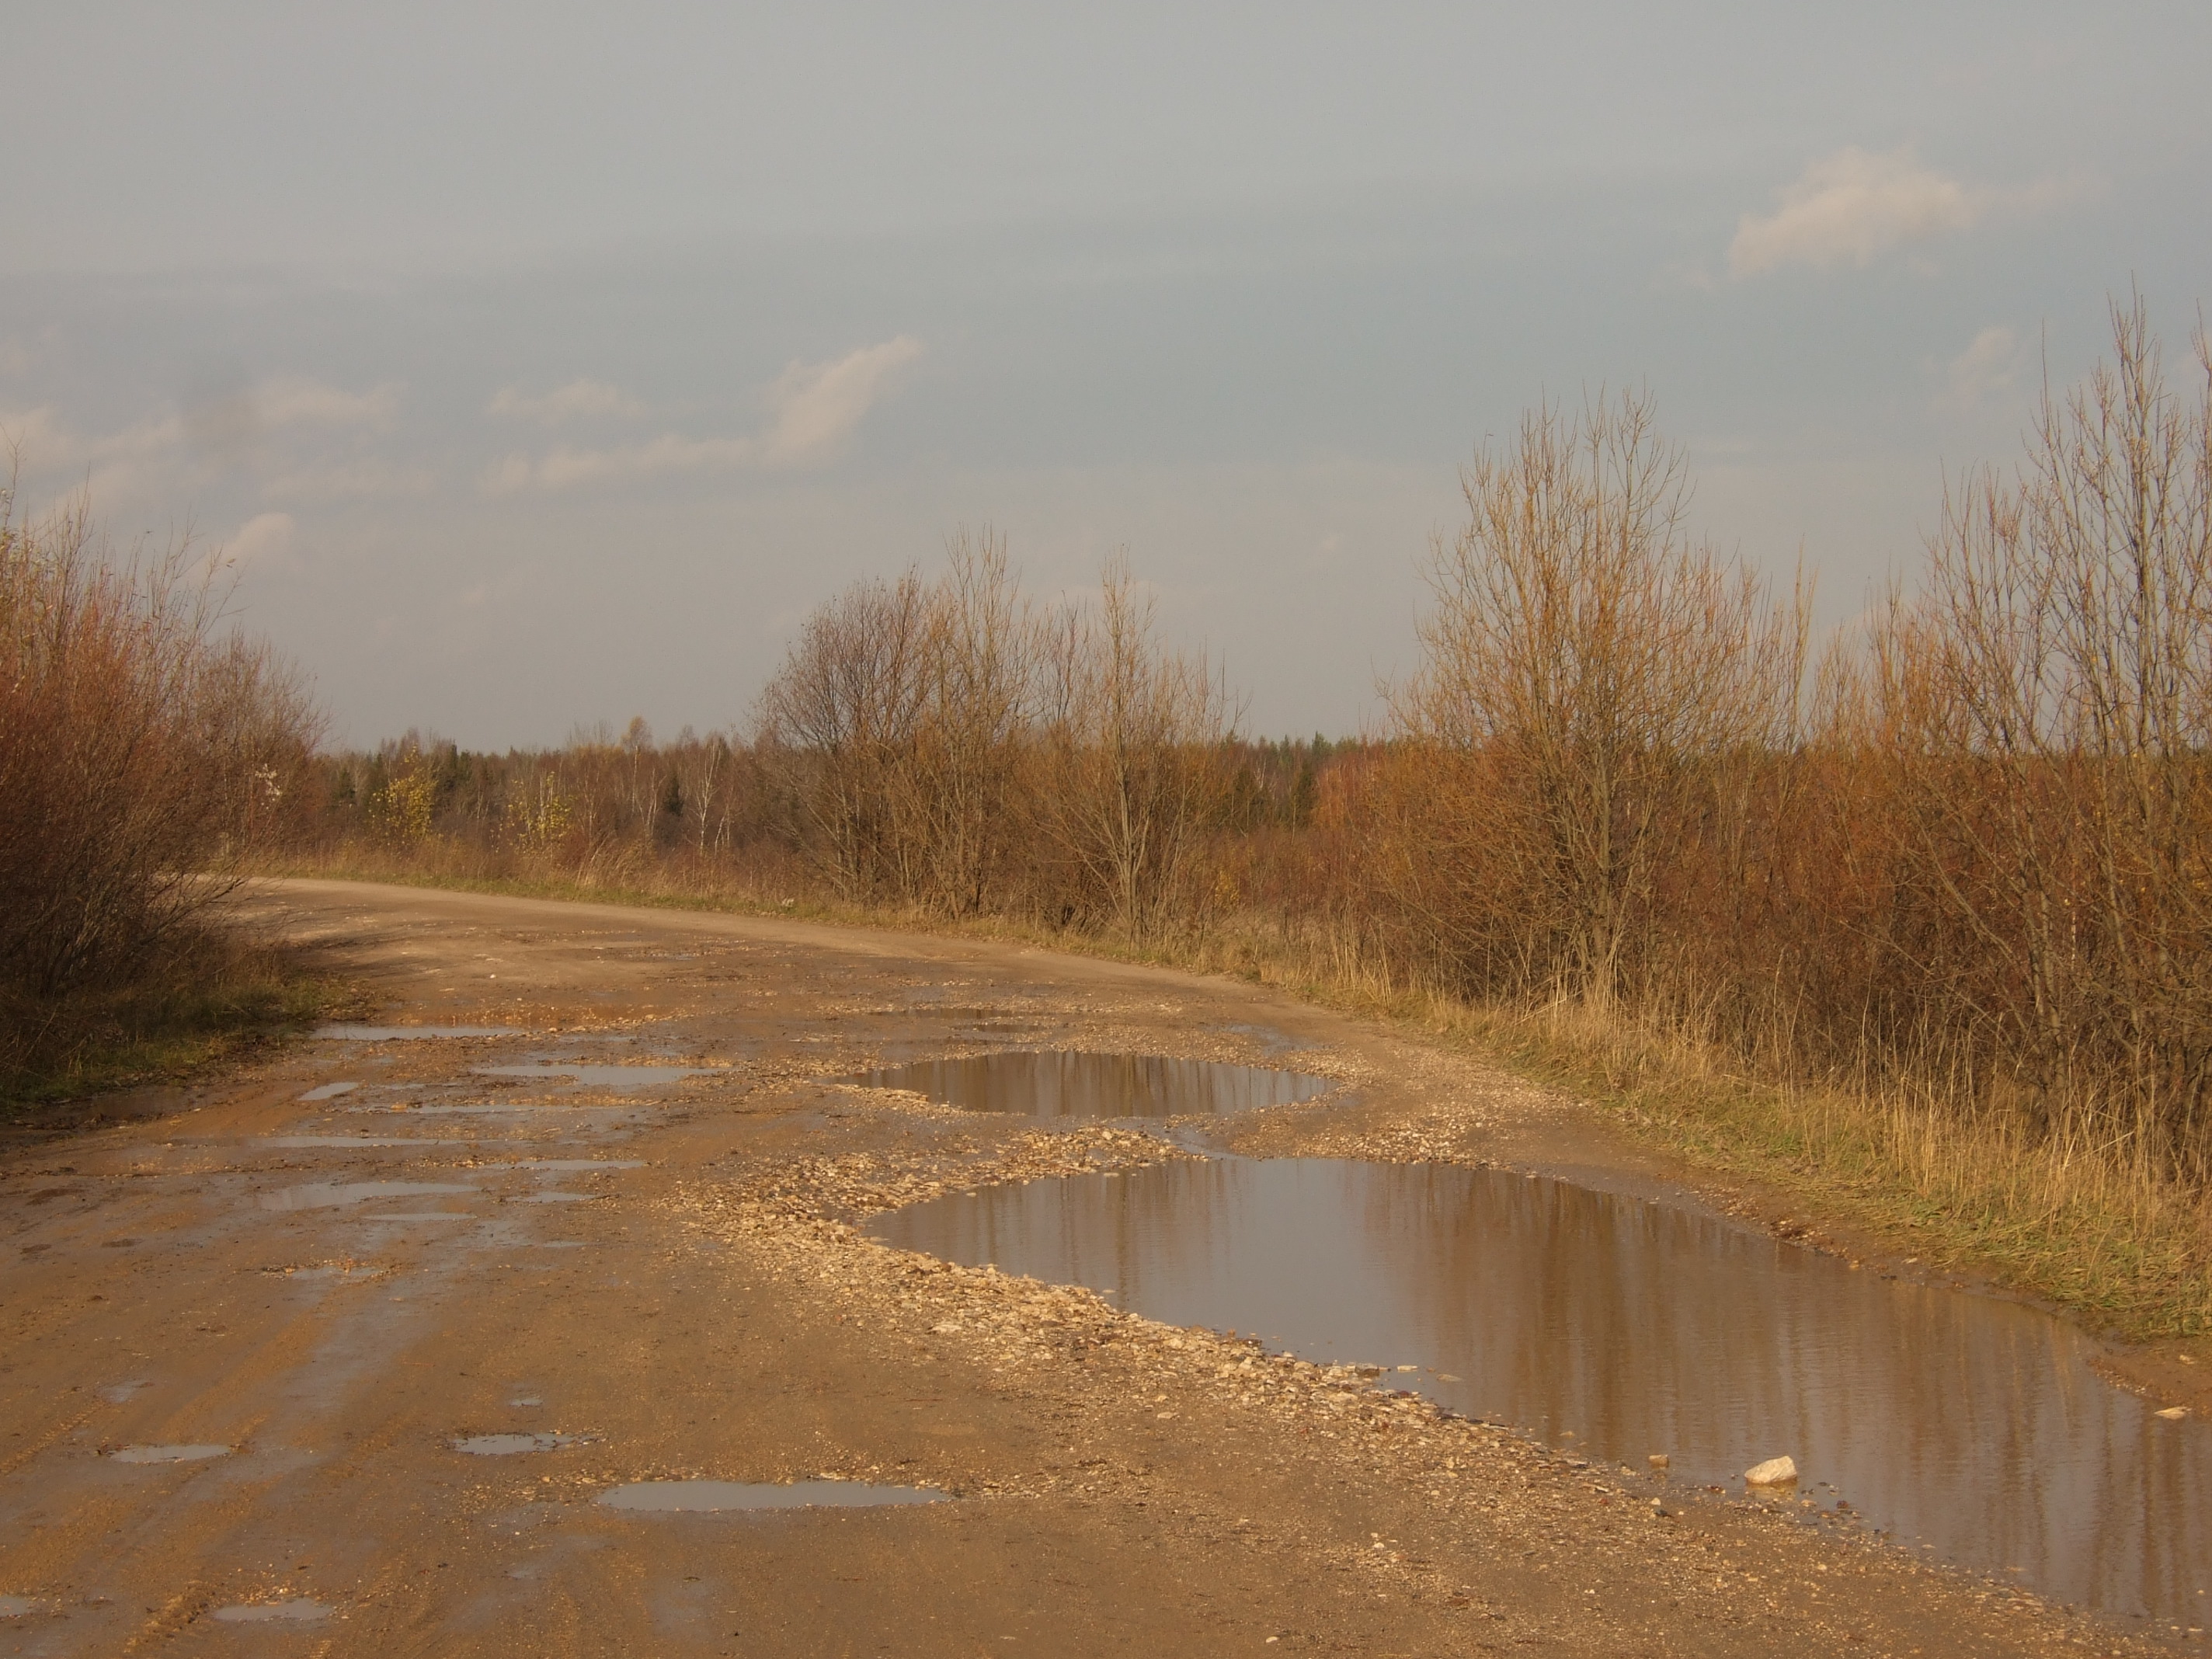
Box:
[14,296,2208,1195]
[314,301,2212,1188]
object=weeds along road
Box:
[0,879,2161,1656]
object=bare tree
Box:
[756,569,931,900]
[1392,389,1807,1007]
[1870,294,2212,1170]
[1042,555,1233,936]
[0,482,322,999]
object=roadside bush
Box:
[0,485,322,1041]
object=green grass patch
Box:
[0,934,349,1111]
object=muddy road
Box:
[0,880,2184,1654]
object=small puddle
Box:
[454,1432,580,1455]
[475,1064,715,1092]
[263,1136,471,1149]
[299,1082,360,1101]
[0,1595,34,1618]
[261,1181,476,1211]
[504,1159,647,1172]
[363,1212,475,1223]
[847,1051,1334,1118]
[212,1601,330,1624]
[596,1480,944,1513]
[372,1103,638,1117]
[314,1025,524,1040]
[871,1156,2212,1622]
[109,1444,230,1463]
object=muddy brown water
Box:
[871,1155,2212,1622]
[849,1051,1334,1118]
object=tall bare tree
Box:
[1043,555,1233,936]
[1393,389,1807,1007]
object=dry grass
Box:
[278,295,2212,1339]
[266,843,2212,1339]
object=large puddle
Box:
[848,1051,1333,1118]
[871,1156,2212,1621]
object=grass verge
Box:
[0,929,347,1111]
[268,856,2212,1341]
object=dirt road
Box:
[0,880,2170,1655]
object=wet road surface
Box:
[0,878,2193,1655]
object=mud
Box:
[0,878,2198,1655]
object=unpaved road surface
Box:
[0,880,2173,1655]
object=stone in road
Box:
[0,880,2147,1654]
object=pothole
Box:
[453,1432,584,1456]
[845,1051,1334,1118]
[596,1480,944,1513]
[212,1601,331,1623]
[107,1444,231,1463]
[260,1181,476,1211]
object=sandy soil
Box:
[0,878,2187,1656]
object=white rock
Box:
[1744,1456,1798,1487]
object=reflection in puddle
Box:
[597,1480,944,1512]
[261,1181,476,1211]
[314,1025,523,1040]
[454,1432,580,1455]
[109,1444,230,1463]
[476,1063,715,1091]
[849,1051,1333,1118]
[0,1596,33,1618]
[213,1601,331,1623]
[871,1156,2212,1622]
[299,1081,360,1100]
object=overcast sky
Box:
[4,2,2207,747]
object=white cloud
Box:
[263,457,439,502]
[187,378,401,456]
[227,510,297,569]
[1729,148,1980,277]
[1942,325,2025,411]
[482,336,924,493]
[187,510,297,586]
[759,336,925,468]
[255,376,401,430]
[488,379,648,425]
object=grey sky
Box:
[4,2,2207,746]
